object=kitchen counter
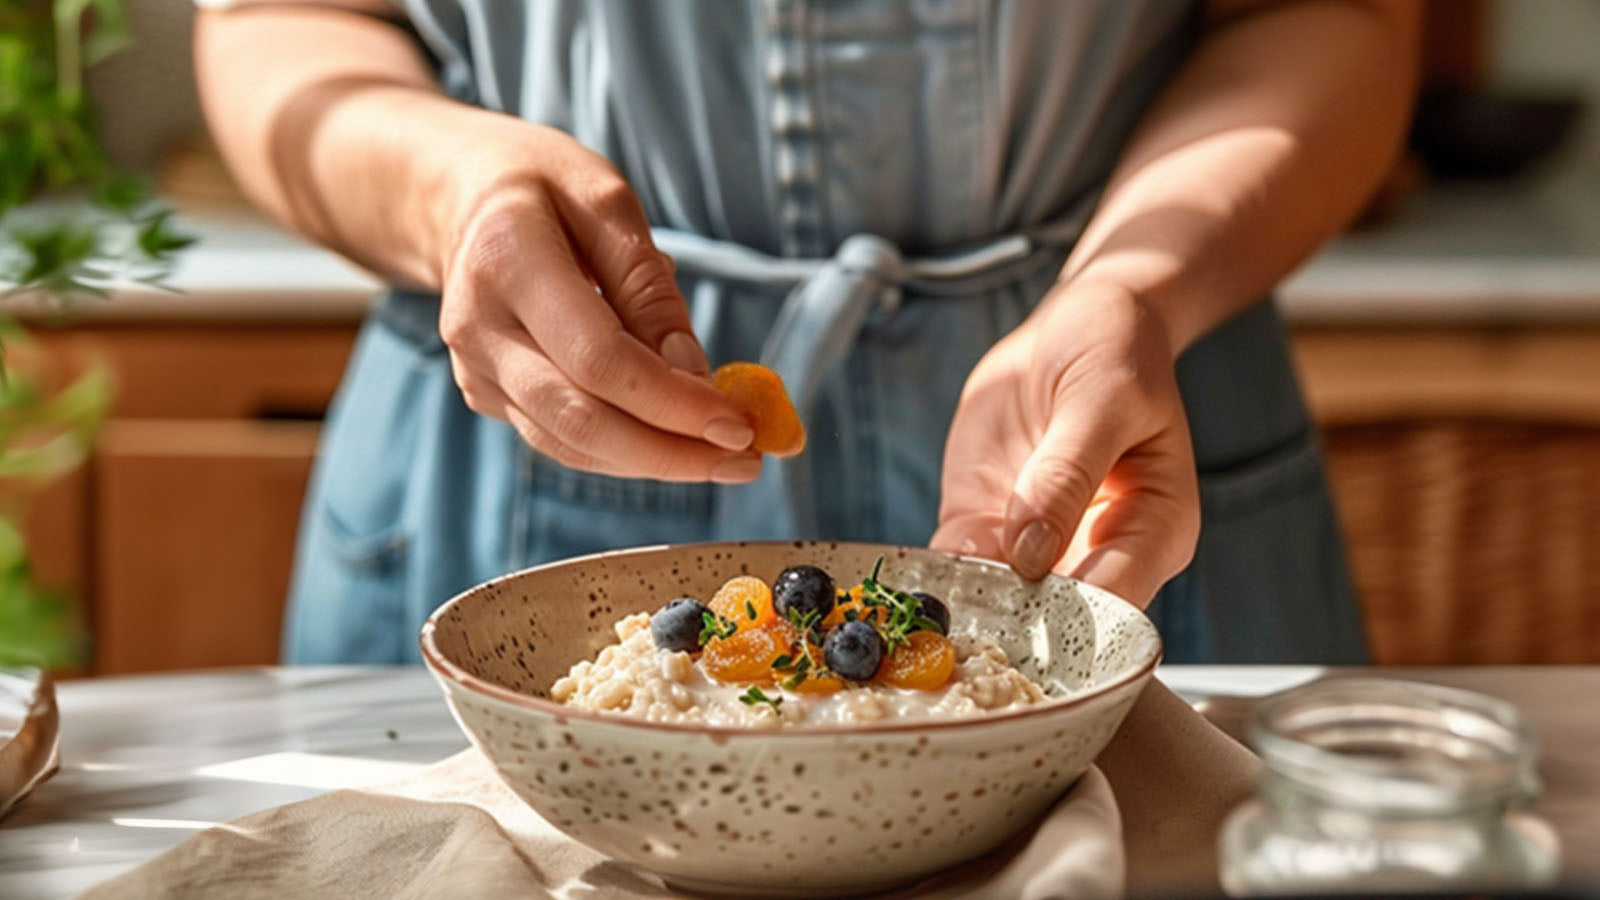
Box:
[1280,165,1600,323]
[2,666,1595,899]
[11,166,1600,325]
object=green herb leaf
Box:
[851,558,945,657]
[136,210,197,259]
[94,175,148,212]
[772,653,794,669]
[784,606,822,641]
[0,0,178,671]
[737,686,782,712]
[745,599,757,620]
[698,610,738,644]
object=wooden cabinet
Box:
[93,419,321,672]
[24,323,359,675]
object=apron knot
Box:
[760,232,904,418]
[832,233,905,317]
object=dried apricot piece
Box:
[876,631,956,690]
[771,630,842,694]
[701,626,789,684]
[712,362,806,457]
[709,576,776,632]
[823,584,887,627]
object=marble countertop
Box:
[2,666,1596,899]
[12,165,1600,326]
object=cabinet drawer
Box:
[32,324,359,420]
[92,419,321,673]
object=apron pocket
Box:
[316,300,443,563]
[1180,431,1368,664]
[289,295,447,663]
[1198,432,1329,520]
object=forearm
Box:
[1055,0,1419,353]
[195,4,521,288]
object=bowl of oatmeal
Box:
[421,541,1161,897]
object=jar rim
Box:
[1249,677,1540,815]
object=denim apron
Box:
[284,0,1367,665]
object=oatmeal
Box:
[550,560,1049,728]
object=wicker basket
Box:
[1324,420,1600,664]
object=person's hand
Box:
[434,121,762,483]
[931,283,1200,606]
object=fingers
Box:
[452,357,620,476]
[450,329,763,484]
[440,194,754,452]
[1066,432,1201,606]
[553,170,711,376]
[929,514,1007,563]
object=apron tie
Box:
[759,233,904,418]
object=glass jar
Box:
[1218,678,1560,896]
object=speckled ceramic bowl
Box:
[421,541,1161,897]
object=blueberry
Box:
[911,591,950,635]
[823,620,885,681]
[650,598,710,653]
[773,565,835,625]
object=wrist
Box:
[1031,278,1183,364]
[405,105,550,283]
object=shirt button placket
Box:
[765,0,827,259]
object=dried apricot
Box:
[774,632,842,694]
[713,362,806,457]
[701,626,789,684]
[876,631,956,690]
[709,576,776,633]
[823,584,887,627]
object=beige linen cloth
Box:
[84,684,1255,900]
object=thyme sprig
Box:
[772,607,830,689]
[737,685,783,712]
[699,610,738,644]
[859,556,942,655]
[772,641,830,690]
[775,655,813,690]
[784,605,822,640]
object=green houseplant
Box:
[1,0,193,668]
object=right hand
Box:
[433,122,761,483]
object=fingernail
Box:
[710,454,762,484]
[702,417,755,451]
[660,331,710,375]
[1011,520,1063,580]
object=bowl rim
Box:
[419,541,1162,739]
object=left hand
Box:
[931,282,1201,606]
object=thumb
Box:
[1002,417,1124,581]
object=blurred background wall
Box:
[1493,0,1600,159]
[19,0,1600,673]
